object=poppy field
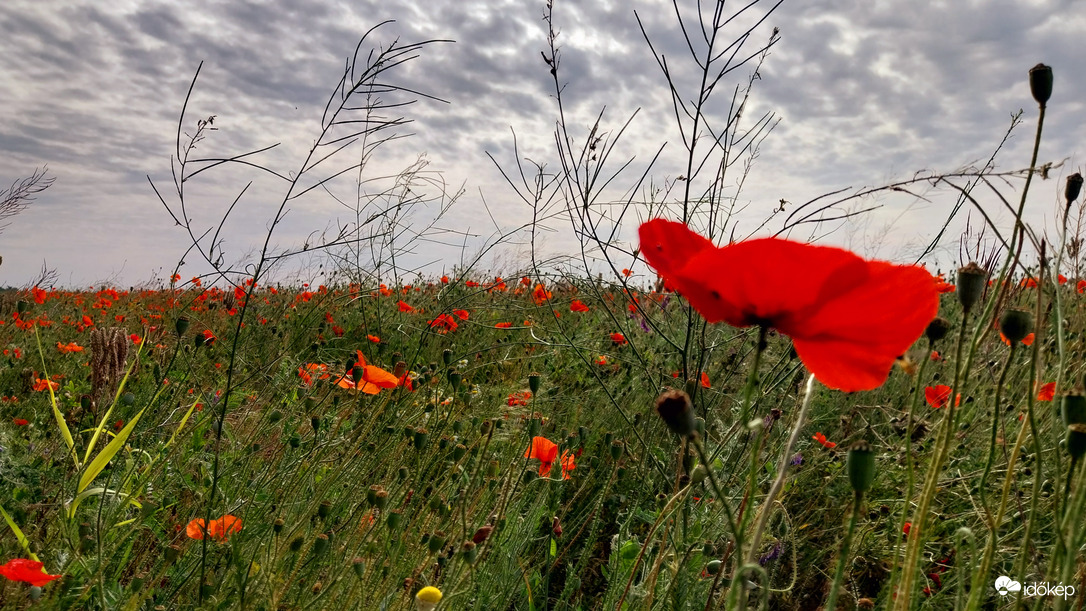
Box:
[1,3,1083,609]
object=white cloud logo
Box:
[995,576,1022,596]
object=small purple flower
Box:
[790,453,803,467]
[639,316,651,333]
[660,294,671,310]
[758,541,782,565]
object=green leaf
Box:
[78,406,146,494]
[0,503,40,561]
[549,537,557,557]
[34,328,77,466]
[82,341,144,466]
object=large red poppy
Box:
[0,558,61,587]
[638,219,938,391]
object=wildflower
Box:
[398,300,414,313]
[130,334,142,345]
[531,284,553,305]
[999,332,1035,347]
[790,453,803,466]
[812,432,836,449]
[622,268,633,277]
[930,350,942,362]
[367,334,380,343]
[1021,277,1039,289]
[638,219,938,392]
[56,341,84,354]
[31,287,46,304]
[335,350,399,394]
[415,586,442,611]
[924,385,960,409]
[202,330,216,346]
[1078,280,1086,294]
[0,558,61,587]
[440,275,449,284]
[595,355,607,366]
[570,300,590,312]
[559,450,576,479]
[495,322,513,329]
[933,274,955,293]
[465,280,479,288]
[186,515,243,542]
[903,522,913,536]
[1059,274,1068,285]
[1037,382,1056,402]
[12,418,28,426]
[525,436,560,476]
[32,379,59,392]
[453,309,470,320]
[428,314,459,333]
[610,332,627,346]
[507,391,532,406]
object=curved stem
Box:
[825,492,863,611]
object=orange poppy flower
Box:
[532,284,552,305]
[1000,332,1035,347]
[610,333,627,346]
[367,334,380,343]
[397,300,414,313]
[56,342,84,354]
[495,322,513,329]
[638,219,938,392]
[336,350,399,394]
[186,514,243,542]
[507,391,532,406]
[1037,382,1056,402]
[32,379,59,392]
[570,300,590,312]
[812,432,836,449]
[525,436,559,476]
[924,385,960,409]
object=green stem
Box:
[825,492,863,611]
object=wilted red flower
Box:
[924,385,960,409]
[610,332,627,346]
[495,322,513,329]
[570,300,590,312]
[812,432,836,449]
[0,558,61,586]
[1037,382,1056,402]
[187,514,243,542]
[638,219,938,392]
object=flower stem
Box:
[824,492,863,611]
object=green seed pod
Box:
[1062,392,1086,427]
[352,366,364,385]
[289,536,305,553]
[1029,63,1053,106]
[130,573,146,592]
[706,559,722,575]
[366,485,379,507]
[847,441,877,493]
[528,418,541,437]
[398,466,410,480]
[289,433,301,448]
[452,444,467,461]
[122,392,136,406]
[447,369,461,390]
[479,419,492,436]
[1068,424,1086,461]
[317,500,332,520]
[461,541,478,564]
[352,557,366,579]
[175,317,190,336]
[305,396,317,411]
[442,349,453,365]
[655,389,696,438]
[268,409,283,423]
[413,428,429,450]
[386,510,402,529]
[690,464,708,485]
[428,531,447,553]
[486,460,500,478]
[193,333,205,348]
[684,377,698,398]
[165,544,181,563]
[925,317,951,343]
[273,518,284,534]
[374,490,388,511]
[15,300,27,315]
[1000,308,1034,344]
[610,440,623,460]
[452,420,464,434]
[528,373,541,394]
[313,534,329,556]
[29,585,42,601]
[956,263,987,314]
[80,394,93,411]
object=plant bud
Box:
[1067,173,1083,207]
[461,541,478,564]
[925,317,951,343]
[956,263,987,313]
[847,441,877,493]
[1000,308,1034,344]
[352,557,366,578]
[375,489,388,511]
[706,559,722,575]
[655,390,696,438]
[1029,63,1053,106]
[529,372,542,394]
[175,317,190,336]
[442,349,453,365]
[472,525,493,544]
[313,533,329,556]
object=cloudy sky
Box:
[1,0,1083,288]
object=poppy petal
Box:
[186,518,208,540]
[363,365,400,389]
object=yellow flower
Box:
[416,586,442,610]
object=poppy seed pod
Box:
[413,428,429,450]
[442,349,453,365]
[956,263,987,313]
[1067,424,1086,461]
[999,308,1034,344]
[175,317,190,337]
[655,389,696,438]
[313,533,329,556]
[273,518,284,534]
[1062,392,1086,427]
[352,557,366,578]
[847,441,877,493]
[428,531,447,553]
[387,510,402,529]
[1029,63,1053,106]
[529,372,542,394]
[447,369,461,390]
[1067,173,1083,208]
[461,541,478,564]
[15,300,27,314]
[925,317,951,343]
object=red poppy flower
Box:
[532,284,552,305]
[1037,382,1056,402]
[130,334,142,346]
[31,287,47,305]
[186,514,243,541]
[1059,274,1068,285]
[924,385,960,409]
[638,219,938,391]
[570,300,590,312]
[495,322,513,329]
[367,334,380,343]
[0,558,61,586]
[465,280,479,288]
[610,332,627,346]
[397,300,414,313]
[1078,279,1086,294]
[441,275,450,284]
[12,418,28,426]
[202,329,216,346]
[525,436,559,476]
[32,379,59,392]
[559,450,576,479]
[453,309,470,320]
[622,268,633,277]
[507,391,532,406]
[812,432,836,449]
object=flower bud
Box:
[1066,173,1083,207]
[925,317,951,343]
[1029,63,1053,106]
[1000,308,1034,344]
[655,389,696,438]
[706,559,722,575]
[472,525,494,544]
[175,317,190,336]
[956,263,987,314]
[847,441,877,493]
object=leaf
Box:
[549,538,557,557]
[34,329,76,466]
[82,341,144,466]
[78,406,146,494]
[67,487,142,520]
[165,399,201,449]
[0,503,40,562]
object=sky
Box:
[1,0,1083,288]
